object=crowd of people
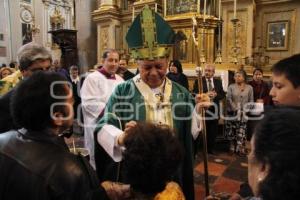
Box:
[1,5,300,200]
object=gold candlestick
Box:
[215,19,223,64]
[230,18,239,64]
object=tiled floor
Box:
[65,134,248,200]
[194,152,248,200]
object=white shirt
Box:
[70,76,80,84]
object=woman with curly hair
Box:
[122,122,185,200]
[226,69,254,156]
[246,107,300,200]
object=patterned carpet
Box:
[194,151,248,200]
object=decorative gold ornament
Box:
[50,7,65,30]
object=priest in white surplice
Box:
[80,49,124,169]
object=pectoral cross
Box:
[155,92,164,109]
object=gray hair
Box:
[204,64,216,71]
[235,69,247,81]
[17,42,52,71]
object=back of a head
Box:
[254,107,300,200]
[17,42,52,71]
[11,71,69,131]
[9,62,16,68]
[271,54,300,88]
[122,123,183,195]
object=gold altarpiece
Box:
[92,0,248,82]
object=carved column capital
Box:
[99,0,118,11]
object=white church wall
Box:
[75,0,98,72]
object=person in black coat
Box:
[117,59,135,81]
[193,64,225,154]
[67,65,84,119]
[166,60,189,90]
[0,72,129,200]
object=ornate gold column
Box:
[132,0,162,14]
[206,28,216,63]
[92,0,121,66]
[99,0,118,10]
[165,15,218,66]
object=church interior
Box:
[2,0,300,75]
[1,0,300,200]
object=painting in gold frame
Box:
[266,21,289,51]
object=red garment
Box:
[98,67,116,80]
[248,80,271,105]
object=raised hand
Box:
[117,121,137,146]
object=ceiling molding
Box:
[256,0,293,5]
[222,0,293,4]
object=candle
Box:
[155,3,157,12]
[203,0,207,22]
[233,0,237,19]
[132,6,135,22]
[72,139,76,153]
[197,0,200,13]
[164,0,167,16]
[218,0,222,20]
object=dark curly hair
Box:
[252,68,263,76]
[11,71,70,131]
[254,107,300,200]
[271,54,300,88]
[122,123,184,195]
[169,60,183,73]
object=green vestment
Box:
[95,79,195,200]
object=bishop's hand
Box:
[117,121,137,146]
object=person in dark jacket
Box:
[166,60,189,90]
[116,59,135,81]
[193,64,225,154]
[248,68,271,105]
[68,65,83,119]
[0,72,129,200]
[247,68,271,140]
[230,108,300,200]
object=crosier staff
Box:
[192,16,210,196]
